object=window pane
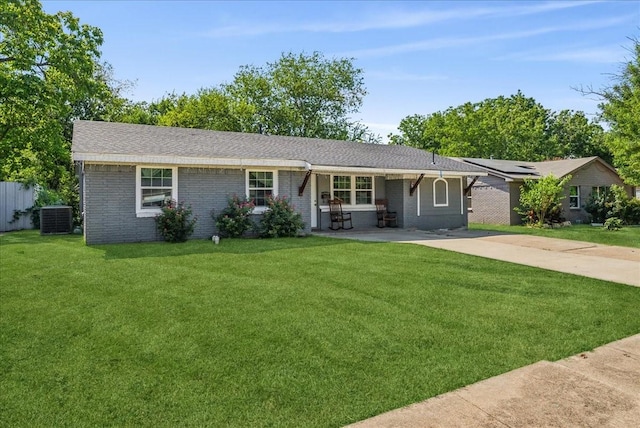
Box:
[250,189,272,207]
[333,176,351,190]
[142,189,172,207]
[141,168,152,179]
[141,178,151,187]
[570,186,578,196]
[356,190,372,204]
[249,171,273,189]
[355,176,372,189]
[334,191,351,204]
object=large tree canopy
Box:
[0,0,105,188]
[597,38,640,185]
[389,91,609,163]
[136,52,377,141]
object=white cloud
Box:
[339,16,629,58]
[201,1,601,38]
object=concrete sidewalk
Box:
[316,228,640,287]
[346,334,640,428]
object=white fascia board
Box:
[73,153,308,169]
[310,164,486,177]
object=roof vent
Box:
[40,206,73,235]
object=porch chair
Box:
[375,199,398,228]
[328,198,353,230]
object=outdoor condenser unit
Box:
[40,205,73,235]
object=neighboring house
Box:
[460,156,633,225]
[71,121,486,244]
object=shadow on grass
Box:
[0,230,383,260]
[0,230,83,246]
[97,235,363,260]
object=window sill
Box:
[136,210,161,218]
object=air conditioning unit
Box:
[40,206,73,235]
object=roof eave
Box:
[72,153,309,169]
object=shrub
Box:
[604,217,623,231]
[516,174,571,227]
[155,201,197,243]
[258,196,305,238]
[214,195,255,238]
[584,191,611,223]
[585,185,640,225]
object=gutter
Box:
[73,153,486,177]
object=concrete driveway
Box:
[316,228,640,287]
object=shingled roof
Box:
[72,121,483,175]
[461,156,615,181]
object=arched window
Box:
[433,178,448,207]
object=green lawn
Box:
[1,231,639,427]
[470,222,640,248]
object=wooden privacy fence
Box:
[0,182,35,232]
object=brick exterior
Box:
[561,162,630,224]
[82,165,312,244]
[468,161,632,225]
[468,176,515,225]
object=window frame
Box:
[433,178,449,207]
[592,186,609,197]
[246,169,278,213]
[569,185,580,210]
[330,174,374,207]
[136,166,178,218]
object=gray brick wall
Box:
[468,176,515,225]
[84,164,157,245]
[468,162,632,226]
[83,165,312,244]
[562,163,629,224]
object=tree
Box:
[223,51,370,140]
[0,0,104,190]
[596,38,640,185]
[389,92,608,162]
[517,174,571,226]
[547,110,610,163]
[120,52,377,142]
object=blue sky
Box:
[44,1,639,140]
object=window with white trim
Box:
[433,178,448,207]
[136,166,177,217]
[247,170,277,208]
[569,185,580,209]
[332,175,373,205]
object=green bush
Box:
[585,185,640,225]
[214,196,255,238]
[258,196,305,238]
[516,174,570,226]
[155,201,197,243]
[604,217,623,231]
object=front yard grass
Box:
[1,231,639,427]
[470,222,640,248]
